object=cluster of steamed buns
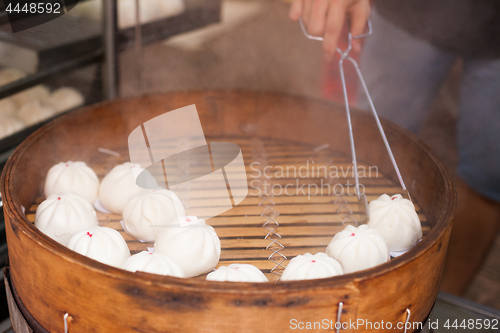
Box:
[0,68,85,140]
[35,160,422,282]
[36,160,222,278]
[279,194,422,281]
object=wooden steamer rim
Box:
[1,90,456,332]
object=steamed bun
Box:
[367,194,422,252]
[0,115,25,139]
[11,85,50,108]
[0,68,26,86]
[0,98,17,116]
[44,161,100,204]
[48,87,84,113]
[18,101,55,126]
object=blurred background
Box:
[0,0,498,330]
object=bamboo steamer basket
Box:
[1,90,455,332]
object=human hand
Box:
[289,0,371,59]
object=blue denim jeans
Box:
[356,8,500,202]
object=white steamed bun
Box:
[99,162,151,214]
[0,115,24,139]
[0,98,17,116]
[207,264,268,283]
[122,189,185,241]
[67,226,131,267]
[155,217,221,277]
[18,101,55,126]
[367,194,422,252]
[48,87,84,113]
[326,224,389,274]
[44,161,100,204]
[11,85,50,108]
[0,68,26,86]
[122,251,185,277]
[35,192,98,245]
[280,253,343,281]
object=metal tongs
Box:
[299,18,411,224]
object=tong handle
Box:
[299,17,410,201]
